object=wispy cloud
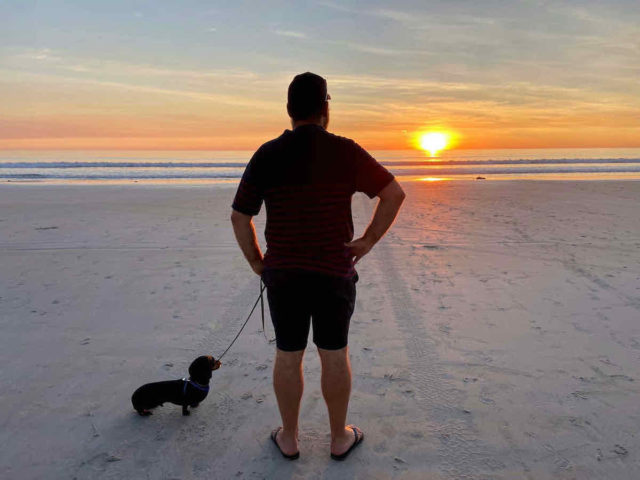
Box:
[0,68,279,110]
[371,8,415,24]
[316,1,354,14]
[273,29,307,39]
[342,42,431,57]
[13,48,61,62]
[6,48,260,82]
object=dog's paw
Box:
[182,410,191,416]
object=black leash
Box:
[217,278,267,360]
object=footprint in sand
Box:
[81,452,122,469]
[598,356,616,366]
[612,444,628,457]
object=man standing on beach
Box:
[230,72,405,460]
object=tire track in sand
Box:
[365,198,524,479]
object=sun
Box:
[419,132,449,156]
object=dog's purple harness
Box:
[182,378,210,395]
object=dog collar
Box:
[182,378,210,394]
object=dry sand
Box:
[1,180,639,479]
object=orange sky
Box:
[2,2,639,151]
[2,65,639,150]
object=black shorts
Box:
[261,268,358,352]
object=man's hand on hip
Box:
[345,179,406,265]
[345,236,375,265]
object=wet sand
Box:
[1,180,639,479]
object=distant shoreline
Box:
[2,148,640,183]
[3,176,640,186]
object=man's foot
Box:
[270,427,300,460]
[330,425,364,460]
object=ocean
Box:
[2,148,640,184]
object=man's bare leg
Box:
[318,346,358,455]
[273,348,304,455]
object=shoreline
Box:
[3,175,640,187]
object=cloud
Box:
[13,48,61,62]
[316,1,354,13]
[343,42,427,57]
[372,8,415,24]
[0,67,280,111]
[5,48,260,82]
[273,29,307,39]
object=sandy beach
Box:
[1,180,639,479]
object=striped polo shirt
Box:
[232,124,394,278]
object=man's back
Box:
[232,124,393,277]
[230,72,404,461]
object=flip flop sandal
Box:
[270,427,300,460]
[330,425,364,461]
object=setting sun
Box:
[419,132,449,156]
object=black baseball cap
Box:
[287,72,330,120]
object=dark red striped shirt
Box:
[232,124,394,277]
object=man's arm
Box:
[230,209,264,276]
[345,179,405,264]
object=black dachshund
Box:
[131,355,221,416]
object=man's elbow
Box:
[230,209,250,225]
[379,179,405,204]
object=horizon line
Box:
[2,146,640,152]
